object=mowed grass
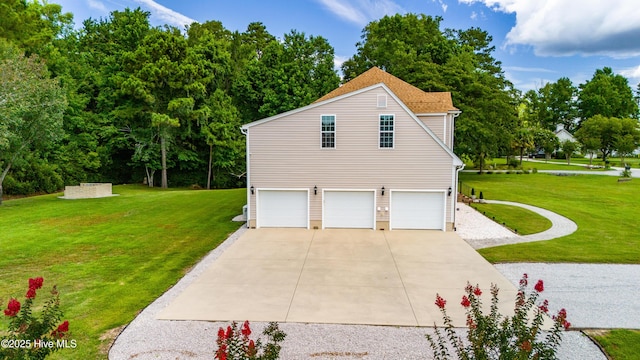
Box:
[591,330,640,360]
[0,185,245,359]
[469,203,552,235]
[459,173,640,264]
[467,157,601,171]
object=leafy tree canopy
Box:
[578,67,638,121]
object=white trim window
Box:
[321,115,336,148]
[379,114,394,148]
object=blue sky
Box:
[54,0,640,92]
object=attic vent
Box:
[377,94,387,108]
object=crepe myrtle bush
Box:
[1,277,70,360]
[427,274,570,360]
[215,321,286,360]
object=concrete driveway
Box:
[158,229,517,327]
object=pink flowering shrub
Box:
[1,277,69,359]
[215,321,285,360]
[426,274,570,360]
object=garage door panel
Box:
[258,190,308,228]
[324,191,375,229]
[391,191,444,230]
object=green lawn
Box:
[469,203,551,235]
[0,185,245,359]
[460,173,639,359]
[459,173,640,264]
[542,157,640,168]
[465,157,603,171]
[591,330,640,360]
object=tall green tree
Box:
[533,128,559,162]
[76,8,154,184]
[560,140,579,165]
[522,78,578,132]
[550,78,579,132]
[578,67,639,122]
[512,127,535,164]
[575,115,640,162]
[237,29,340,120]
[0,0,73,53]
[0,41,66,203]
[120,26,207,188]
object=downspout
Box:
[451,111,461,149]
[241,127,250,228]
[453,163,466,231]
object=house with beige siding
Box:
[241,67,464,231]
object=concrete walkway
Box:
[463,200,578,249]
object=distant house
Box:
[240,67,463,231]
[555,124,577,143]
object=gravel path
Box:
[110,204,610,360]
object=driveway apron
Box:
[157,228,517,327]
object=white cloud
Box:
[132,0,197,28]
[432,0,448,12]
[316,0,405,26]
[459,0,640,58]
[620,65,640,84]
[87,0,108,12]
[334,55,349,69]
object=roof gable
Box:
[315,67,459,114]
[242,83,463,166]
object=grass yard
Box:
[544,157,640,168]
[591,330,640,360]
[0,185,245,359]
[469,203,552,235]
[459,173,640,264]
[465,157,602,171]
[460,173,640,359]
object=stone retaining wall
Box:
[63,183,113,199]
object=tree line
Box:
[1,1,639,201]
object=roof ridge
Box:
[315,67,458,113]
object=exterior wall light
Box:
[381,186,385,196]
[448,186,452,197]
[250,185,254,195]
[314,185,317,195]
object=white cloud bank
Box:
[132,0,197,28]
[316,0,405,27]
[459,0,640,58]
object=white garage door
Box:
[257,190,308,228]
[390,191,445,230]
[323,191,375,229]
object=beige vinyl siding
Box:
[417,115,446,146]
[248,88,456,225]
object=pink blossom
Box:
[519,273,528,287]
[534,280,544,293]
[435,294,446,309]
[26,287,37,299]
[29,277,43,290]
[4,298,20,317]
[539,299,549,313]
[461,295,471,308]
[241,320,251,337]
